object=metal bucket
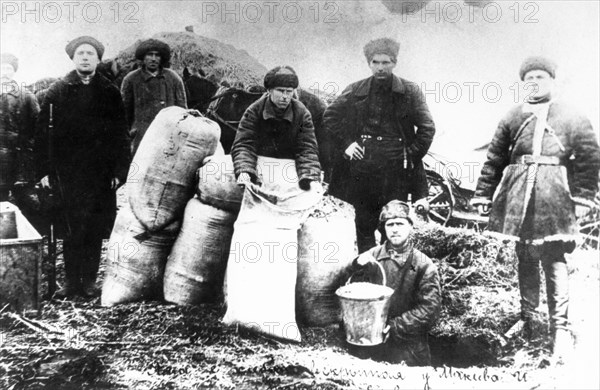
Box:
[335,261,394,346]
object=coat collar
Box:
[262,95,294,123]
[142,67,166,81]
[355,75,405,97]
[371,241,415,269]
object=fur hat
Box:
[377,200,413,243]
[135,39,171,67]
[65,36,105,60]
[363,38,400,63]
[1,53,18,72]
[519,56,557,80]
[264,66,299,89]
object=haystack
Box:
[411,223,521,366]
[113,31,268,86]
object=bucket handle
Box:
[347,259,387,287]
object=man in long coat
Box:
[472,56,600,362]
[36,36,131,298]
[323,38,436,252]
[121,39,187,155]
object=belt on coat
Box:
[517,155,560,165]
[360,134,403,142]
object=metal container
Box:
[0,202,43,312]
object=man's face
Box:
[72,44,99,75]
[144,51,161,72]
[523,69,554,98]
[384,218,412,248]
[369,54,396,80]
[269,87,294,110]
[1,63,16,82]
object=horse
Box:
[204,86,266,153]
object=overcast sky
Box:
[2,0,598,161]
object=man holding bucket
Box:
[347,200,441,366]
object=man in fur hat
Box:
[471,56,600,363]
[121,38,187,154]
[349,200,441,366]
[323,38,436,252]
[1,53,40,209]
[35,36,130,298]
[231,66,322,191]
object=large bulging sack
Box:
[222,160,322,342]
[296,196,357,326]
[128,107,220,232]
[163,197,236,305]
[101,206,180,307]
[197,155,309,213]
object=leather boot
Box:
[81,275,100,298]
[53,278,81,299]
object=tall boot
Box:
[54,240,82,299]
[80,237,103,298]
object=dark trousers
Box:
[346,167,409,252]
[515,241,570,331]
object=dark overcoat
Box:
[323,75,435,201]
[475,101,600,243]
[0,81,40,188]
[35,70,131,236]
[231,94,321,184]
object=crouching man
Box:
[349,200,441,366]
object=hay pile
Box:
[113,32,268,86]
[411,223,521,365]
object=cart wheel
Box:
[426,171,454,225]
[578,207,600,249]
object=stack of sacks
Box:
[101,107,221,307]
[163,154,240,305]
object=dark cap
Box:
[519,56,557,80]
[65,36,105,60]
[264,66,299,90]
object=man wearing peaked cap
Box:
[231,65,322,192]
[34,36,131,299]
[472,56,600,364]
[349,199,441,366]
[121,38,186,154]
[324,37,436,252]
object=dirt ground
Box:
[1,187,598,389]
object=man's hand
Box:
[344,142,365,161]
[38,175,51,189]
[111,177,122,190]
[356,252,376,266]
[237,172,252,187]
[575,204,590,219]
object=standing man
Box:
[1,53,40,207]
[35,36,131,298]
[232,66,322,191]
[323,38,436,252]
[471,56,600,363]
[350,200,441,366]
[121,39,187,154]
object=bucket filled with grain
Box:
[335,262,394,346]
